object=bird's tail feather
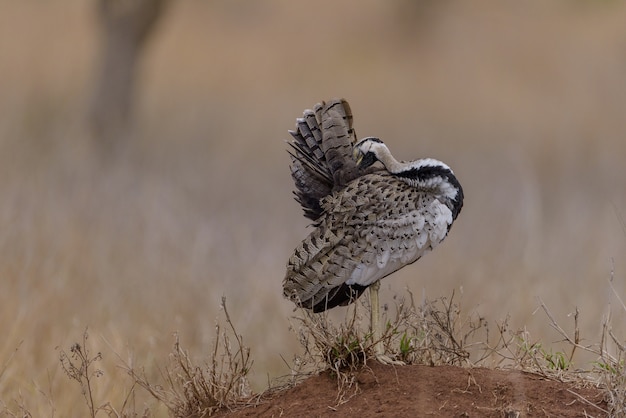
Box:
[287,98,362,221]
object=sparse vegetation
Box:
[290,289,515,377]
[124,297,253,417]
[46,298,253,418]
[285,288,625,415]
[58,330,104,417]
[2,288,624,416]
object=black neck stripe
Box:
[395,165,453,181]
[395,165,464,220]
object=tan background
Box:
[1,1,625,414]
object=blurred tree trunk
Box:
[89,0,168,157]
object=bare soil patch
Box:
[218,364,607,417]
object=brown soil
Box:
[219,364,607,417]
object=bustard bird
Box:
[283,99,463,362]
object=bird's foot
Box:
[374,354,405,366]
[372,338,405,365]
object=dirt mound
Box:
[219,364,607,417]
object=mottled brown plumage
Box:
[286,170,460,311]
[287,99,379,221]
[284,99,463,315]
[283,99,463,363]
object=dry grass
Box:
[1,0,626,416]
[58,331,105,417]
[288,288,626,415]
[125,298,253,418]
[285,290,491,404]
[17,298,254,418]
[40,290,626,416]
[289,290,491,371]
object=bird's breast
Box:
[344,200,453,287]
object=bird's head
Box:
[353,137,385,169]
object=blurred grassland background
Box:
[1,0,626,415]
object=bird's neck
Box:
[372,145,408,174]
[372,143,461,211]
[393,158,463,220]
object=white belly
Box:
[345,202,452,287]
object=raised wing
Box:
[287,99,363,221]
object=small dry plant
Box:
[125,297,252,418]
[492,279,626,417]
[287,299,368,405]
[292,289,493,369]
[288,288,495,402]
[388,289,492,366]
[595,272,626,416]
[58,329,104,417]
[59,328,145,418]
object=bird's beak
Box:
[353,147,364,166]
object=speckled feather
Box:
[288,99,379,221]
[284,171,456,311]
[283,99,463,313]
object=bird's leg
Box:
[370,280,382,355]
[369,281,404,365]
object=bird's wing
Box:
[284,172,454,310]
[287,99,363,221]
[284,224,357,309]
[315,99,362,187]
[326,173,454,288]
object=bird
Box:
[283,98,463,362]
